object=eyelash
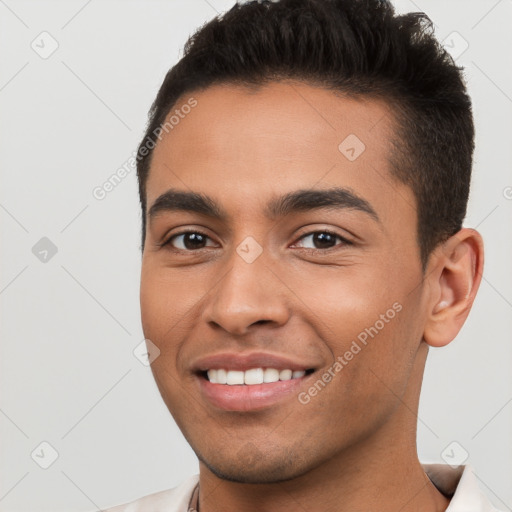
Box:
[159,229,353,252]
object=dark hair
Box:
[136,0,474,270]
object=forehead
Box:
[146,81,413,226]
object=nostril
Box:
[251,320,272,326]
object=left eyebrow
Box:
[147,187,381,225]
[265,187,381,224]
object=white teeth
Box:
[244,368,264,385]
[263,368,280,383]
[206,367,308,385]
[226,370,245,385]
[279,369,292,381]
[216,368,227,384]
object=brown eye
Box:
[163,231,217,251]
[294,230,351,250]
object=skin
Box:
[140,81,484,512]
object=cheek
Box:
[296,309,417,443]
[290,265,397,344]
[291,266,418,395]
[140,271,192,393]
[140,267,200,415]
[140,264,202,341]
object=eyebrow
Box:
[147,187,380,224]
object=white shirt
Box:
[102,464,504,511]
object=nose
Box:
[201,251,290,336]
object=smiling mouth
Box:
[201,367,316,385]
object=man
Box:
[105,0,501,510]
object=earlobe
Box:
[423,228,484,348]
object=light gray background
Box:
[1,0,511,510]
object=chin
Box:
[197,448,312,484]
[202,461,303,484]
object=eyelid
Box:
[291,229,353,249]
[158,228,217,249]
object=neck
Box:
[196,343,449,512]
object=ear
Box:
[423,228,484,348]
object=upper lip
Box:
[191,351,317,373]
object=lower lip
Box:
[198,375,308,411]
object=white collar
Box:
[423,464,502,511]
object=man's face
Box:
[140,81,430,483]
